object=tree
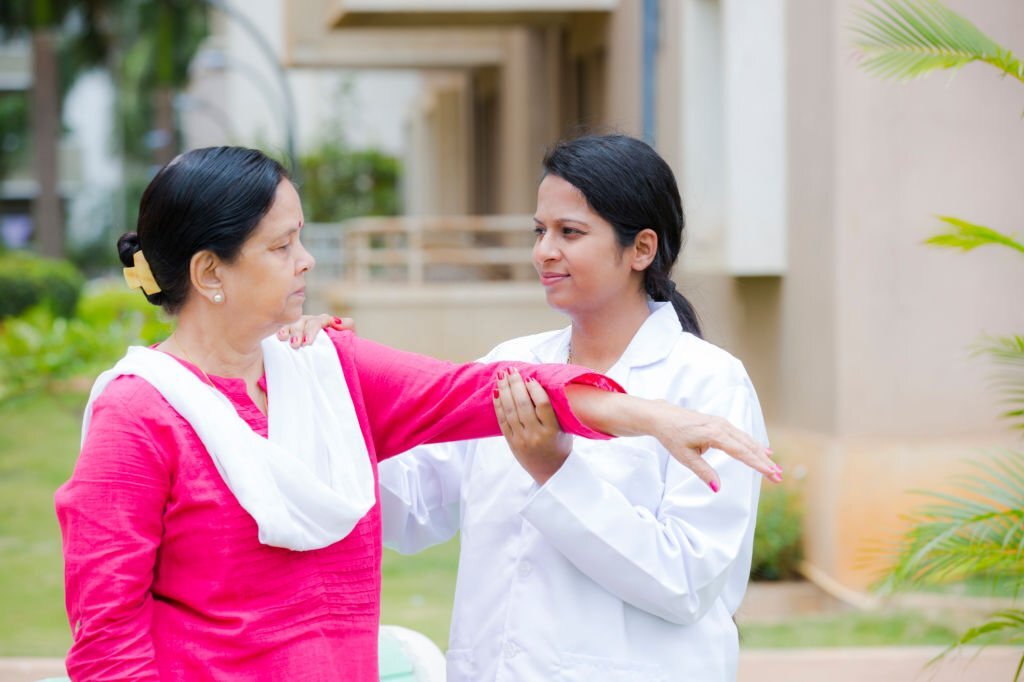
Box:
[0,1,119,257]
[852,1,1024,678]
[0,0,209,256]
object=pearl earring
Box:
[212,292,224,304]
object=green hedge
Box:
[0,284,172,400]
[0,252,85,320]
[751,479,804,581]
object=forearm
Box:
[565,384,667,438]
[565,383,778,490]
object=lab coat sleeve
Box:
[519,380,765,625]
[378,440,467,554]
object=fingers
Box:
[705,419,781,483]
[505,369,538,427]
[492,387,514,443]
[496,370,526,431]
[524,379,558,429]
[329,316,355,332]
[684,455,722,493]
[275,314,356,349]
[275,321,307,348]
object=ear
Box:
[630,228,658,272]
[189,250,225,303]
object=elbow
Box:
[645,592,712,626]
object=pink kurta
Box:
[56,330,620,681]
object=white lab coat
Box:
[379,301,767,682]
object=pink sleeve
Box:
[55,380,168,681]
[328,330,625,460]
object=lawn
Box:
[0,390,977,657]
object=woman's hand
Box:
[276,314,354,348]
[494,368,573,485]
[564,384,782,492]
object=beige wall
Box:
[776,0,1024,588]
[664,0,1024,589]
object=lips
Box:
[539,273,569,286]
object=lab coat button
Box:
[517,561,532,578]
[504,641,520,658]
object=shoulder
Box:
[86,373,185,446]
[672,333,750,384]
[479,329,564,362]
[640,332,758,409]
[90,373,169,417]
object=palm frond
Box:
[852,0,1024,84]
[926,609,1024,682]
[887,451,1024,590]
[974,336,1024,432]
[926,216,1024,255]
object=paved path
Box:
[3,647,1018,682]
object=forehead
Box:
[252,180,303,238]
[536,175,592,214]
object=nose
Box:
[297,239,316,273]
[533,230,560,265]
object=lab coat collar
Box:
[529,300,682,370]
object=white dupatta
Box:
[82,333,376,551]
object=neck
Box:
[159,302,268,383]
[567,290,651,373]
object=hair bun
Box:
[117,231,141,267]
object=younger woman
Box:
[378,135,768,681]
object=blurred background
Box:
[1,1,1023,680]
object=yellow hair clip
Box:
[123,250,162,295]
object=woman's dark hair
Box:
[117,146,288,313]
[541,134,701,337]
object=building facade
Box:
[283,0,1024,593]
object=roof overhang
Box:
[328,0,617,28]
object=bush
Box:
[299,138,401,222]
[751,480,804,581]
[0,252,85,320]
[0,283,172,400]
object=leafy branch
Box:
[852,0,1024,84]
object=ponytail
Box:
[645,273,702,338]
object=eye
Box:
[532,225,545,237]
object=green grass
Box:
[0,389,85,656]
[381,540,460,648]
[742,611,960,648]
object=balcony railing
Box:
[331,214,536,285]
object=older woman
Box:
[56,146,777,681]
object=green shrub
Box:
[299,137,401,222]
[751,480,804,581]
[76,284,172,346]
[0,284,172,400]
[0,252,85,319]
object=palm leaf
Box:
[886,451,1024,590]
[926,217,1024,255]
[975,336,1024,432]
[852,0,1024,84]
[926,609,1024,681]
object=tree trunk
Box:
[152,0,177,166]
[30,28,63,257]
[153,86,176,166]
